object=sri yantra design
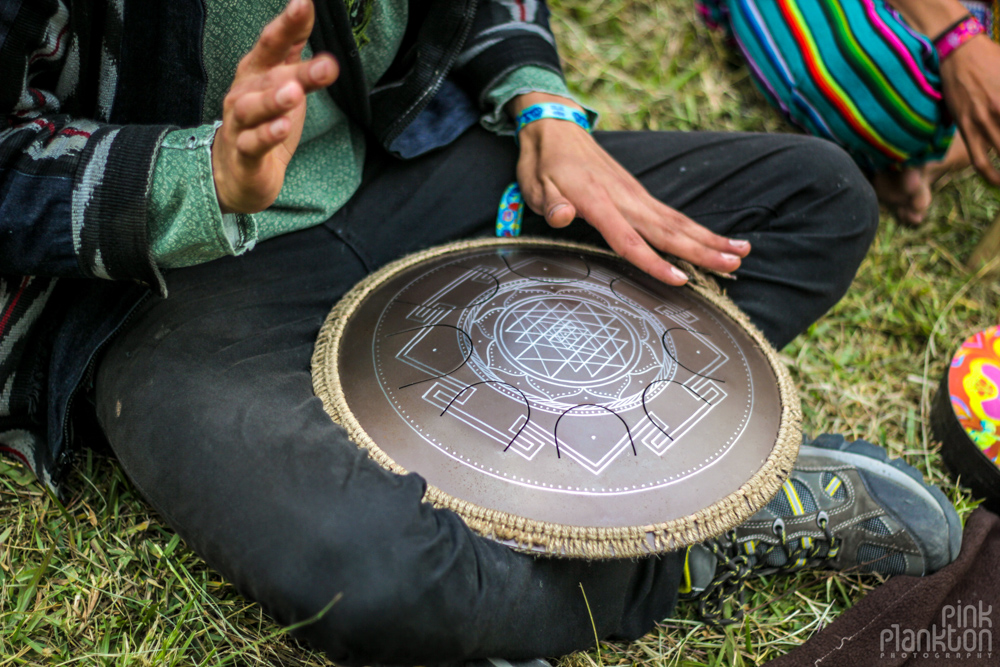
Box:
[368,249,755,486]
[503,299,631,382]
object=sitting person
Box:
[698,0,1000,226]
[0,0,961,664]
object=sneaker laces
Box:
[697,511,840,625]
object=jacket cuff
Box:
[148,122,258,271]
[74,124,172,295]
[480,66,598,136]
[455,32,565,109]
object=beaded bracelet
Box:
[934,15,986,61]
[496,104,591,237]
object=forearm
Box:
[886,0,969,37]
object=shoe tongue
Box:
[685,544,718,594]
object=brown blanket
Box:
[766,508,999,667]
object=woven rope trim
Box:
[312,238,802,559]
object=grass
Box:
[2,0,999,664]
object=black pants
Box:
[94,128,877,665]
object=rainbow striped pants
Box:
[699,0,998,172]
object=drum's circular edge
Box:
[311,237,803,558]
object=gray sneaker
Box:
[682,434,963,624]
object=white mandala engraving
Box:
[371,251,756,490]
[503,299,631,382]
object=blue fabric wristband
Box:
[515,103,591,136]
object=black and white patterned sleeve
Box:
[451,0,567,108]
[0,0,169,293]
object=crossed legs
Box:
[94,128,876,665]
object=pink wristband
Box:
[935,16,986,61]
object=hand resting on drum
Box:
[511,91,751,286]
[212,0,339,214]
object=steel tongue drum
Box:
[312,239,801,558]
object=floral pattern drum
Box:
[947,326,1000,463]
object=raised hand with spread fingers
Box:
[212,0,339,215]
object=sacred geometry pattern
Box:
[336,245,782,528]
[506,300,629,380]
[459,280,667,415]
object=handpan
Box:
[312,239,801,558]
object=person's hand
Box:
[212,0,339,214]
[940,35,1000,186]
[512,93,749,286]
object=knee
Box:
[802,137,877,210]
[787,136,879,250]
[743,136,879,342]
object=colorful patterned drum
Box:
[932,326,1000,512]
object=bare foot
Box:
[872,134,971,227]
[873,166,933,226]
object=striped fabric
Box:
[0,0,171,488]
[699,0,966,172]
[0,276,58,490]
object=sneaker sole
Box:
[799,441,963,572]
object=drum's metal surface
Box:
[313,239,801,558]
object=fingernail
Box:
[670,266,688,283]
[547,203,568,219]
[270,118,288,135]
[721,252,740,263]
[729,238,750,250]
[275,82,296,106]
[311,59,331,81]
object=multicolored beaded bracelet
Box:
[934,14,986,61]
[496,103,591,237]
